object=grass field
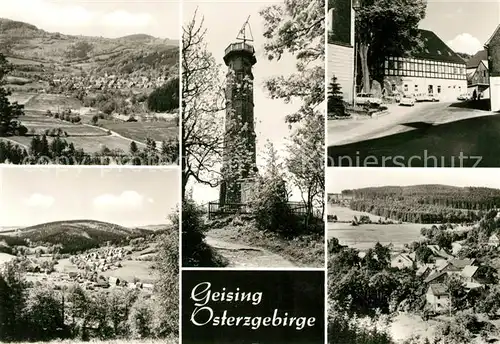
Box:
[0,252,16,264]
[329,205,389,223]
[23,94,83,111]
[101,260,156,283]
[328,206,424,251]
[99,120,178,143]
[21,115,106,136]
[5,135,137,153]
[7,56,44,65]
[328,222,424,252]
[8,93,37,105]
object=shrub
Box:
[182,198,228,267]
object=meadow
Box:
[98,119,178,143]
[4,134,139,153]
[328,206,424,251]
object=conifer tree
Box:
[327,75,346,117]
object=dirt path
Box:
[205,236,297,268]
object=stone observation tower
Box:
[219,17,258,206]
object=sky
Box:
[327,167,500,193]
[0,0,179,39]
[419,0,500,55]
[184,0,319,204]
[0,166,179,227]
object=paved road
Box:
[328,101,494,146]
[328,101,500,167]
[205,236,296,268]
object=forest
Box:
[342,185,500,224]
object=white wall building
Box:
[485,24,500,111]
[327,0,355,103]
[382,29,467,102]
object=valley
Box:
[0,18,179,164]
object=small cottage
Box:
[426,283,450,313]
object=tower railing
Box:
[207,200,322,220]
[224,42,255,56]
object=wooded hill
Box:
[342,184,500,223]
[0,220,155,253]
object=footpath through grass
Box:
[206,216,324,268]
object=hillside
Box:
[2,220,153,253]
[0,17,178,90]
[342,184,500,224]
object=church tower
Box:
[219,18,258,206]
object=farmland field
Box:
[99,120,178,142]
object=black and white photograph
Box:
[182,270,325,344]
[0,166,179,343]
[327,167,500,343]
[0,1,179,166]
[181,0,325,268]
[327,0,500,167]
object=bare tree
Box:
[181,9,225,200]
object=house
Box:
[424,270,447,284]
[382,29,467,101]
[426,283,450,313]
[108,276,121,286]
[416,264,432,279]
[439,258,477,273]
[327,0,355,103]
[485,24,500,111]
[426,245,454,266]
[461,265,480,284]
[467,56,490,99]
[489,234,500,247]
[391,253,416,269]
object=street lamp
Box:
[352,0,361,106]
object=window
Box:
[484,70,487,77]
[404,84,408,92]
[398,61,404,69]
[391,84,396,92]
[388,60,395,69]
[437,85,441,93]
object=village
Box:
[10,242,157,294]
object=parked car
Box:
[399,94,415,106]
[414,93,428,102]
[457,93,471,101]
[427,93,440,102]
[355,93,382,106]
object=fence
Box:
[207,201,322,220]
